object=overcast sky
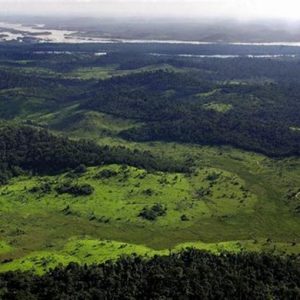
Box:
[1,0,300,21]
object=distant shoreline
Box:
[2,21,300,46]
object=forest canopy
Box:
[0,125,187,184]
[0,249,299,299]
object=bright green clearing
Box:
[202,102,233,113]
[0,143,300,274]
[69,64,182,80]
[1,236,300,274]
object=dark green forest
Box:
[0,125,187,184]
[0,44,299,156]
[1,250,299,299]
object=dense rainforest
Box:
[0,125,187,184]
[1,249,300,299]
[88,71,299,156]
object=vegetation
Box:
[0,45,299,157]
[0,125,187,184]
[0,249,299,299]
[0,43,300,295]
[139,203,167,221]
[55,182,94,196]
[0,125,103,181]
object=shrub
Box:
[180,214,189,221]
[73,164,87,174]
[29,182,52,194]
[139,203,167,221]
[56,183,94,196]
[95,169,118,179]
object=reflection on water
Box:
[151,53,297,58]
[1,22,300,47]
[0,22,75,42]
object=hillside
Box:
[0,43,299,276]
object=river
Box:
[1,21,300,47]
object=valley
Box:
[0,42,299,275]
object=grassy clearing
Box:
[1,237,300,274]
[68,65,119,80]
[0,241,12,255]
[61,239,166,265]
[202,102,233,113]
[196,89,220,98]
[174,239,300,254]
[69,64,183,80]
[52,110,140,137]
[21,105,141,139]
[0,252,78,275]
[0,238,166,274]
[0,149,299,274]
[0,164,257,230]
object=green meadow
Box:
[0,140,300,273]
[68,64,182,80]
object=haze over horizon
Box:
[1,0,300,23]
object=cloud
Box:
[0,0,300,21]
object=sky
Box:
[1,0,300,21]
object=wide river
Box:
[1,21,300,47]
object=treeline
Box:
[0,249,299,299]
[0,125,188,183]
[0,125,101,183]
[121,113,300,157]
